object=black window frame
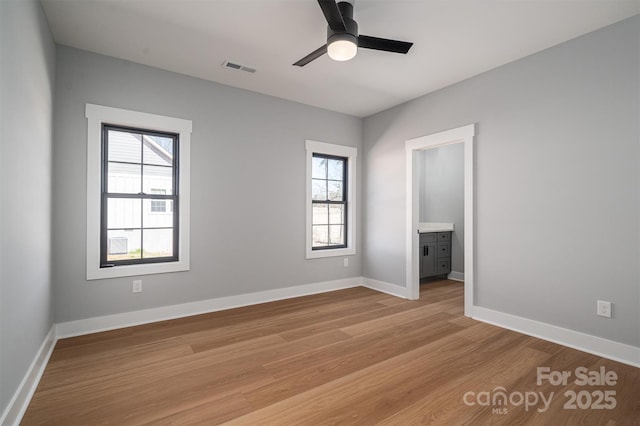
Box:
[311,153,348,251]
[100,124,179,267]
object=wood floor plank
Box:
[227,333,479,425]
[231,328,526,423]
[242,313,464,408]
[22,280,640,425]
[277,302,415,342]
[145,392,251,425]
[38,340,195,391]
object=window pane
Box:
[312,225,329,247]
[143,135,174,166]
[312,203,328,225]
[329,225,344,246]
[312,156,327,179]
[143,228,173,258]
[107,198,141,229]
[328,204,344,224]
[143,165,173,195]
[327,158,344,180]
[143,199,174,227]
[327,181,343,201]
[107,229,141,261]
[107,162,141,194]
[107,130,141,163]
[311,179,327,201]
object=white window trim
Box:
[305,140,357,259]
[85,103,192,280]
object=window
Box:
[86,104,191,280]
[311,154,347,249]
[101,125,178,266]
[305,140,357,259]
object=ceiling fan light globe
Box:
[327,39,357,61]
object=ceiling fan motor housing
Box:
[327,1,358,46]
[293,0,413,66]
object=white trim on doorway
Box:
[405,124,475,316]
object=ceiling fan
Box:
[293,0,414,66]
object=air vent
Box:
[222,60,256,74]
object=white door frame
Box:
[405,124,475,316]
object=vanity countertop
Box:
[418,222,454,233]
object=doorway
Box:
[405,124,475,317]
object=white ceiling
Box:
[41,0,640,117]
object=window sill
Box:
[87,258,189,280]
[306,247,356,259]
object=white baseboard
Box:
[361,277,409,299]
[0,326,57,426]
[56,277,362,338]
[447,271,464,282]
[471,306,640,368]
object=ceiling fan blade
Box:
[293,44,328,67]
[358,35,413,54]
[318,0,346,32]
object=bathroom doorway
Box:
[418,143,464,282]
[405,124,475,316]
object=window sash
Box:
[311,153,347,250]
[100,124,179,267]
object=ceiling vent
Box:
[222,60,256,73]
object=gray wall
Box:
[418,144,464,273]
[52,47,362,323]
[0,0,56,414]
[363,16,639,347]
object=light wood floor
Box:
[23,281,639,425]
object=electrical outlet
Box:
[132,280,142,293]
[344,258,349,267]
[597,300,611,318]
